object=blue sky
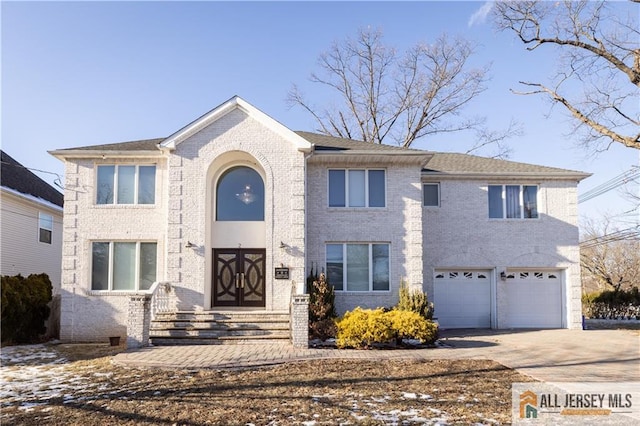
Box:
[2,1,638,227]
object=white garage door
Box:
[434,270,491,328]
[505,271,563,328]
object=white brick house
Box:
[50,96,589,343]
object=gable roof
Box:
[160,96,312,152]
[1,150,64,207]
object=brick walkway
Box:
[113,329,640,383]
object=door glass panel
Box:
[242,253,264,302]
[215,253,238,304]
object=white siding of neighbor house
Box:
[0,189,63,291]
[306,162,424,315]
[422,179,582,329]
[58,158,168,342]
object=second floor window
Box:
[97,165,156,205]
[488,185,538,219]
[328,169,385,208]
[38,212,53,244]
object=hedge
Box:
[1,273,52,343]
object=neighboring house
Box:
[1,150,64,337]
[50,96,589,343]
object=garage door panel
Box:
[506,271,562,328]
[434,270,491,328]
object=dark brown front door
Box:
[212,249,265,307]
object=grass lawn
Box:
[1,343,535,425]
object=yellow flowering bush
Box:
[336,307,438,348]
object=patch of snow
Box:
[420,394,433,400]
[402,392,418,399]
[301,421,317,426]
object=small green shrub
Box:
[1,273,52,343]
[336,307,439,348]
[396,280,434,320]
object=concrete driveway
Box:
[437,328,639,382]
[114,329,639,383]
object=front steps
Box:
[149,310,291,345]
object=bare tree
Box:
[494,0,640,152]
[580,219,640,293]
[288,28,518,156]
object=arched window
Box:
[216,166,264,221]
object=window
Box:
[488,185,538,219]
[96,165,156,205]
[328,169,385,207]
[38,213,53,244]
[91,241,157,291]
[216,166,265,221]
[423,183,440,207]
[326,243,389,291]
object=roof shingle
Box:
[1,150,64,207]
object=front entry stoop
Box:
[149,310,291,345]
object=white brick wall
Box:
[306,162,424,315]
[422,179,583,329]
[60,108,307,341]
[58,104,584,341]
[59,158,168,342]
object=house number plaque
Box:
[274,267,290,280]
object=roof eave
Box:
[49,149,165,160]
[421,171,592,181]
[310,151,433,166]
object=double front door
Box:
[212,249,266,307]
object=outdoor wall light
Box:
[279,241,288,249]
[500,271,507,281]
[185,241,195,249]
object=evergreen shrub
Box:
[1,273,52,343]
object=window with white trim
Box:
[96,165,156,205]
[423,183,440,207]
[91,241,157,291]
[38,212,53,244]
[328,169,385,207]
[326,243,389,291]
[488,185,538,219]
